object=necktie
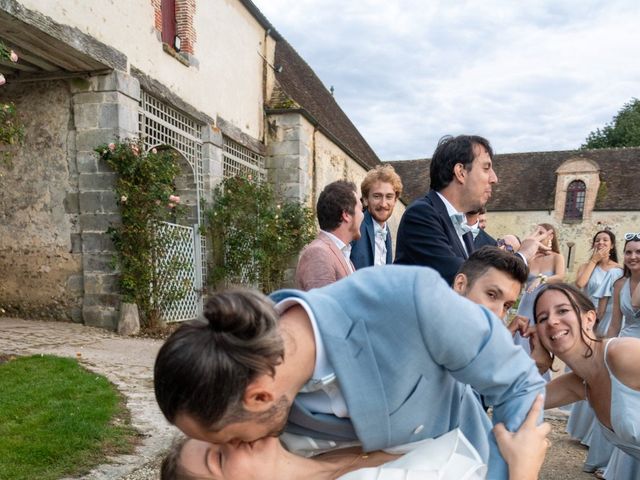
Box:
[462,231,475,257]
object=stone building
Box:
[389,147,640,278]
[0,0,401,328]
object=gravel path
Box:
[1,317,598,479]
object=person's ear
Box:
[453,273,468,294]
[453,163,466,184]
[243,376,276,413]
[583,310,597,333]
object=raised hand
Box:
[494,394,551,480]
[507,315,530,338]
[518,226,553,262]
[528,326,553,374]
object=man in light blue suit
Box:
[350,165,403,269]
[154,266,546,479]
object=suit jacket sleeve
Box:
[395,200,464,284]
[411,268,546,479]
[296,243,339,290]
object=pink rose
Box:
[108,142,116,151]
[155,199,162,205]
[9,50,18,63]
[168,202,176,209]
[131,145,139,156]
[168,194,181,203]
[151,148,158,154]
[0,75,5,86]
[120,195,128,203]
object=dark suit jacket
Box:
[474,229,497,248]
[350,210,392,269]
[394,190,470,285]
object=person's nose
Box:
[490,168,498,184]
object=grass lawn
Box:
[0,355,137,480]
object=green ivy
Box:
[205,175,315,293]
[95,139,191,327]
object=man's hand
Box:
[517,226,552,262]
[507,315,529,338]
[494,394,550,480]
[527,326,553,374]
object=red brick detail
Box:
[175,0,196,55]
[150,0,162,31]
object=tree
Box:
[582,98,640,149]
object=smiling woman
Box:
[531,284,640,476]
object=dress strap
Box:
[603,338,615,374]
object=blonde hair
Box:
[360,164,403,200]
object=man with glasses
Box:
[497,235,521,254]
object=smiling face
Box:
[534,289,595,358]
[593,231,612,253]
[624,240,640,274]
[460,144,498,212]
[178,436,283,480]
[365,181,397,224]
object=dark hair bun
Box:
[203,289,277,340]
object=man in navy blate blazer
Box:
[395,135,542,285]
[154,266,546,480]
[350,165,403,269]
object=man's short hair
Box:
[457,246,528,288]
[360,164,403,200]
[316,180,357,231]
[154,288,284,428]
[430,135,493,191]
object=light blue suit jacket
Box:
[271,265,545,479]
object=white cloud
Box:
[254,0,640,159]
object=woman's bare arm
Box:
[606,278,625,337]
[544,373,585,408]
[546,253,566,284]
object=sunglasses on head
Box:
[625,233,640,241]
[497,239,515,253]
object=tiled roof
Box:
[388,147,640,211]
[267,39,381,170]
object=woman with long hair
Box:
[606,233,640,338]
[566,230,623,472]
[514,223,565,367]
[532,283,640,479]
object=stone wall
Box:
[0,80,83,320]
[486,210,640,280]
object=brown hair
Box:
[457,246,528,288]
[533,283,600,363]
[154,288,284,429]
[360,164,403,200]
[539,223,560,254]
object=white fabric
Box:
[436,192,469,255]
[323,230,354,273]
[373,222,388,266]
[339,429,486,480]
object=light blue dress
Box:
[567,267,623,468]
[620,278,640,338]
[599,339,640,478]
[514,272,554,381]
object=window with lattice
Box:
[564,180,586,220]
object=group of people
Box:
[152,135,640,479]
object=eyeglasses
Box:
[625,233,640,241]
[497,239,515,253]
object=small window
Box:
[161,0,176,47]
[564,180,586,220]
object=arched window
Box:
[564,180,586,220]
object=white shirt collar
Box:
[435,191,465,219]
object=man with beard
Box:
[154,265,546,480]
[295,180,364,290]
[350,165,403,269]
[395,135,545,285]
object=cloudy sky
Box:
[252,0,640,160]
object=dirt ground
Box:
[540,418,594,480]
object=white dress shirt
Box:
[373,221,388,266]
[436,191,470,255]
[322,230,354,273]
